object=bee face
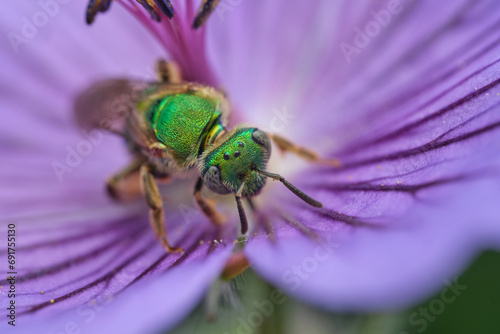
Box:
[201,128,271,197]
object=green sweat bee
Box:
[76,60,335,253]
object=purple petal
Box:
[2,247,231,333]
[229,0,500,309]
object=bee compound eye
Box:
[203,166,230,195]
[251,129,271,151]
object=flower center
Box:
[86,0,220,85]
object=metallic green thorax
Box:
[202,128,269,197]
[145,93,224,168]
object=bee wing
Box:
[75,79,221,153]
[74,79,149,135]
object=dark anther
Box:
[193,0,220,29]
[224,153,230,160]
[238,141,245,148]
[234,151,241,158]
[238,173,245,180]
[152,0,174,19]
[137,0,161,22]
[86,0,112,25]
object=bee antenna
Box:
[252,167,323,208]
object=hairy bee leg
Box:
[235,195,248,234]
[155,60,182,84]
[268,133,341,167]
[106,157,147,200]
[140,164,183,253]
[194,178,226,226]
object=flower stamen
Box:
[136,0,162,22]
[86,0,113,24]
[193,0,220,29]
[112,0,218,85]
[151,0,174,19]
[86,0,217,29]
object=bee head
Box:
[200,127,271,197]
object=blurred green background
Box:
[170,250,500,334]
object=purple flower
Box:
[2,0,500,332]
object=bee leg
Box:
[234,195,248,234]
[106,156,146,201]
[140,164,183,253]
[155,59,182,84]
[194,178,226,226]
[268,133,341,167]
